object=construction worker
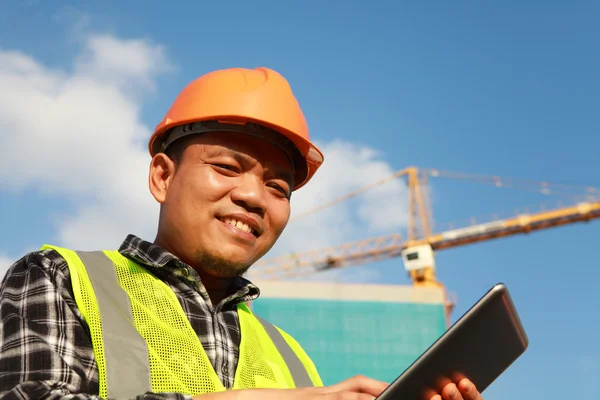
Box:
[0,67,484,400]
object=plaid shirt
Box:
[0,234,260,400]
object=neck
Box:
[197,271,235,307]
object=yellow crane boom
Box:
[250,167,600,286]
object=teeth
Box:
[223,218,254,234]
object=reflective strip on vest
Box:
[253,315,314,388]
[76,250,152,397]
[75,250,314,396]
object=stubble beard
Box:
[193,249,253,278]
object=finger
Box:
[323,391,376,400]
[457,378,483,400]
[354,394,377,400]
[328,375,389,396]
[427,395,443,400]
[331,375,388,396]
[442,383,464,400]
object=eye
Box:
[267,182,291,199]
[213,164,240,174]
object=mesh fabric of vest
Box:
[41,245,322,397]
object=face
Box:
[149,131,294,278]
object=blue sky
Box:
[1,1,599,398]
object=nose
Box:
[230,175,268,216]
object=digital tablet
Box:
[377,283,528,400]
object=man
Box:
[0,67,483,400]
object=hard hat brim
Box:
[150,119,322,191]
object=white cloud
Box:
[0,33,168,250]
[267,140,409,255]
[0,32,410,280]
[74,35,172,93]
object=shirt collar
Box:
[118,234,260,302]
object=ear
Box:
[149,153,177,204]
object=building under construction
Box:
[247,166,600,385]
[251,280,447,385]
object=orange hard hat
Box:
[149,67,324,191]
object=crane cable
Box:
[290,167,600,223]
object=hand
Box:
[193,374,388,399]
[193,375,483,400]
[428,378,484,400]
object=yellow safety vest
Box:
[42,245,322,398]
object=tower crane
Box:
[248,167,600,319]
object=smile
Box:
[218,217,259,237]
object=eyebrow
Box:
[206,147,295,186]
[207,147,250,165]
